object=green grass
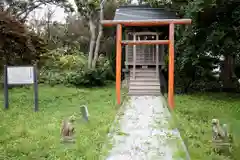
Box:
[174,92,240,160]
[0,84,121,160]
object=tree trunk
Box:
[91,28,103,68]
[92,5,104,68]
[88,18,96,69]
[220,55,235,92]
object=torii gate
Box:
[101,19,191,109]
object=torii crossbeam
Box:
[102,19,191,109]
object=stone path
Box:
[105,96,190,160]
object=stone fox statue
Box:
[212,118,232,153]
[212,119,228,141]
[61,116,76,142]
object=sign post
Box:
[33,66,38,112]
[4,65,9,109]
[3,65,39,112]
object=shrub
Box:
[39,69,67,86]
[189,80,222,92]
[66,68,106,87]
[43,48,87,70]
[39,50,114,87]
[66,56,114,87]
[97,54,115,80]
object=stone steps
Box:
[128,68,161,96]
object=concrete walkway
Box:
[105,96,190,160]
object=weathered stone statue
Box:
[61,115,76,143]
[212,119,231,153]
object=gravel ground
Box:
[105,96,189,160]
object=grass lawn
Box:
[174,93,240,160]
[0,84,121,160]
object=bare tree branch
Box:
[18,2,43,21]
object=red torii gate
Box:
[101,19,191,109]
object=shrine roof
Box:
[101,5,191,27]
[113,5,178,21]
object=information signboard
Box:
[4,65,39,112]
[7,66,34,84]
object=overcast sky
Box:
[30,0,139,22]
[29,0,77,22]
